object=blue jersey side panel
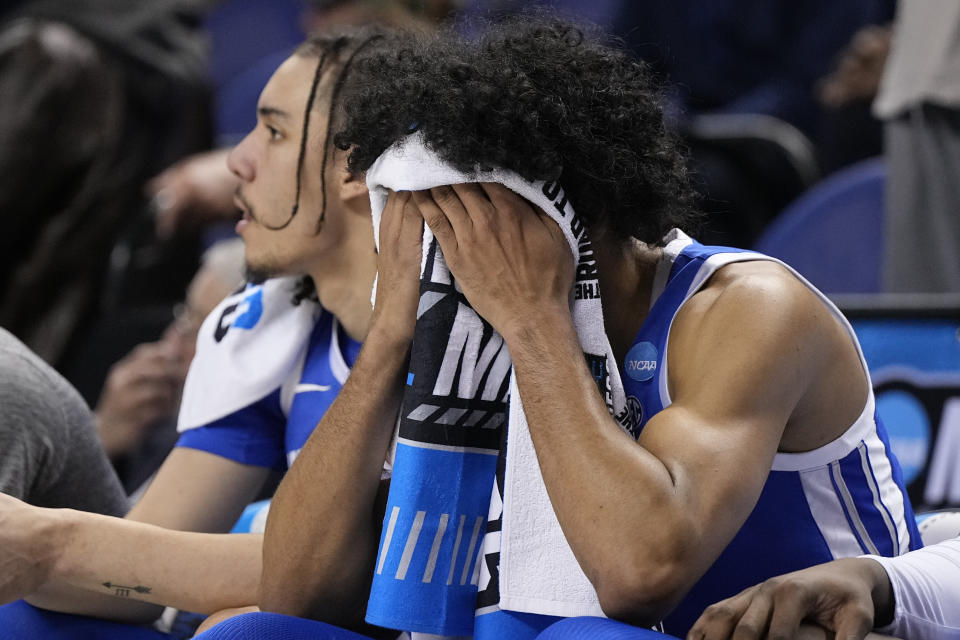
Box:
[874,412,923,552]
[283,314,360,462]
[664,470,834,633]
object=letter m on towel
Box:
[433,303,511,402]
[400,263,510,452]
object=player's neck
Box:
[307,242,377,343]
[594,236,661,366]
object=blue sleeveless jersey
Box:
[624,234,922,635]
[177,309,361,470]
[473,233,921,640]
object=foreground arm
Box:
[869,537,960,640]
[691,538,960,640]
[688,558,895,640]
[414,184,830,625]
[14,447,269,622]
[18,501,261,616]
[259,191,422,624]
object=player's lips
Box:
[233,191,258,234]
[234,197,253,234]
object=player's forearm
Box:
[25,580,165,624]
[27,509,261,618]
[260,323,408,620]
[502,319,696,623]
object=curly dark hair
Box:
[334,15,700,245]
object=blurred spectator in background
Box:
[0,327,127,516]
[875,0,960,293]
[611,0,896,247]
[0,14,428,638]
[815,23,893,175]
[210,0,454,147]
[156,0,456,241]
[611,1,894,137]
[96,239,245,493]
[0,0,212,368]
[302,0,454,31]
[150,149,239,240]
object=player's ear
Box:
[332,144,368,205]
[338,168,368,204]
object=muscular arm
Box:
[258,327,404,622]
[18,448,269,622]
[505,268,824,623]
[412,183,837,625]
[259,191,422,624]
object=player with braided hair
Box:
[0,26,416,639]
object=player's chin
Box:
[243,255,288,285]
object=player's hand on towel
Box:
[412,183,572,336]
[0,492,59,603]
[372,190,424,345]
[687,558,893,640]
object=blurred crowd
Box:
[4,0,957,497]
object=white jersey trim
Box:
[650,236,879,474]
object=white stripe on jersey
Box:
[799,465,866,558]
[862,427,911,554]
[294,383,332,393]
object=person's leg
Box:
[883,104,960,293]
[0,600,168,640]
[536,616,681,640]
[193,612,377,640]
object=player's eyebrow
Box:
[258,106,291,120]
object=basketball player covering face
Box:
[255,17,920,640]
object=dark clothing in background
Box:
[0,0,212,366]
[0,328,128,515]
[608,0,894,247]
[614,0,895,134]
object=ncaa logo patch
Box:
[625,341,658,382]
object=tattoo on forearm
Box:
[102,581,152,598]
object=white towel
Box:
[178,276,318,432]
[366,132,628,618]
